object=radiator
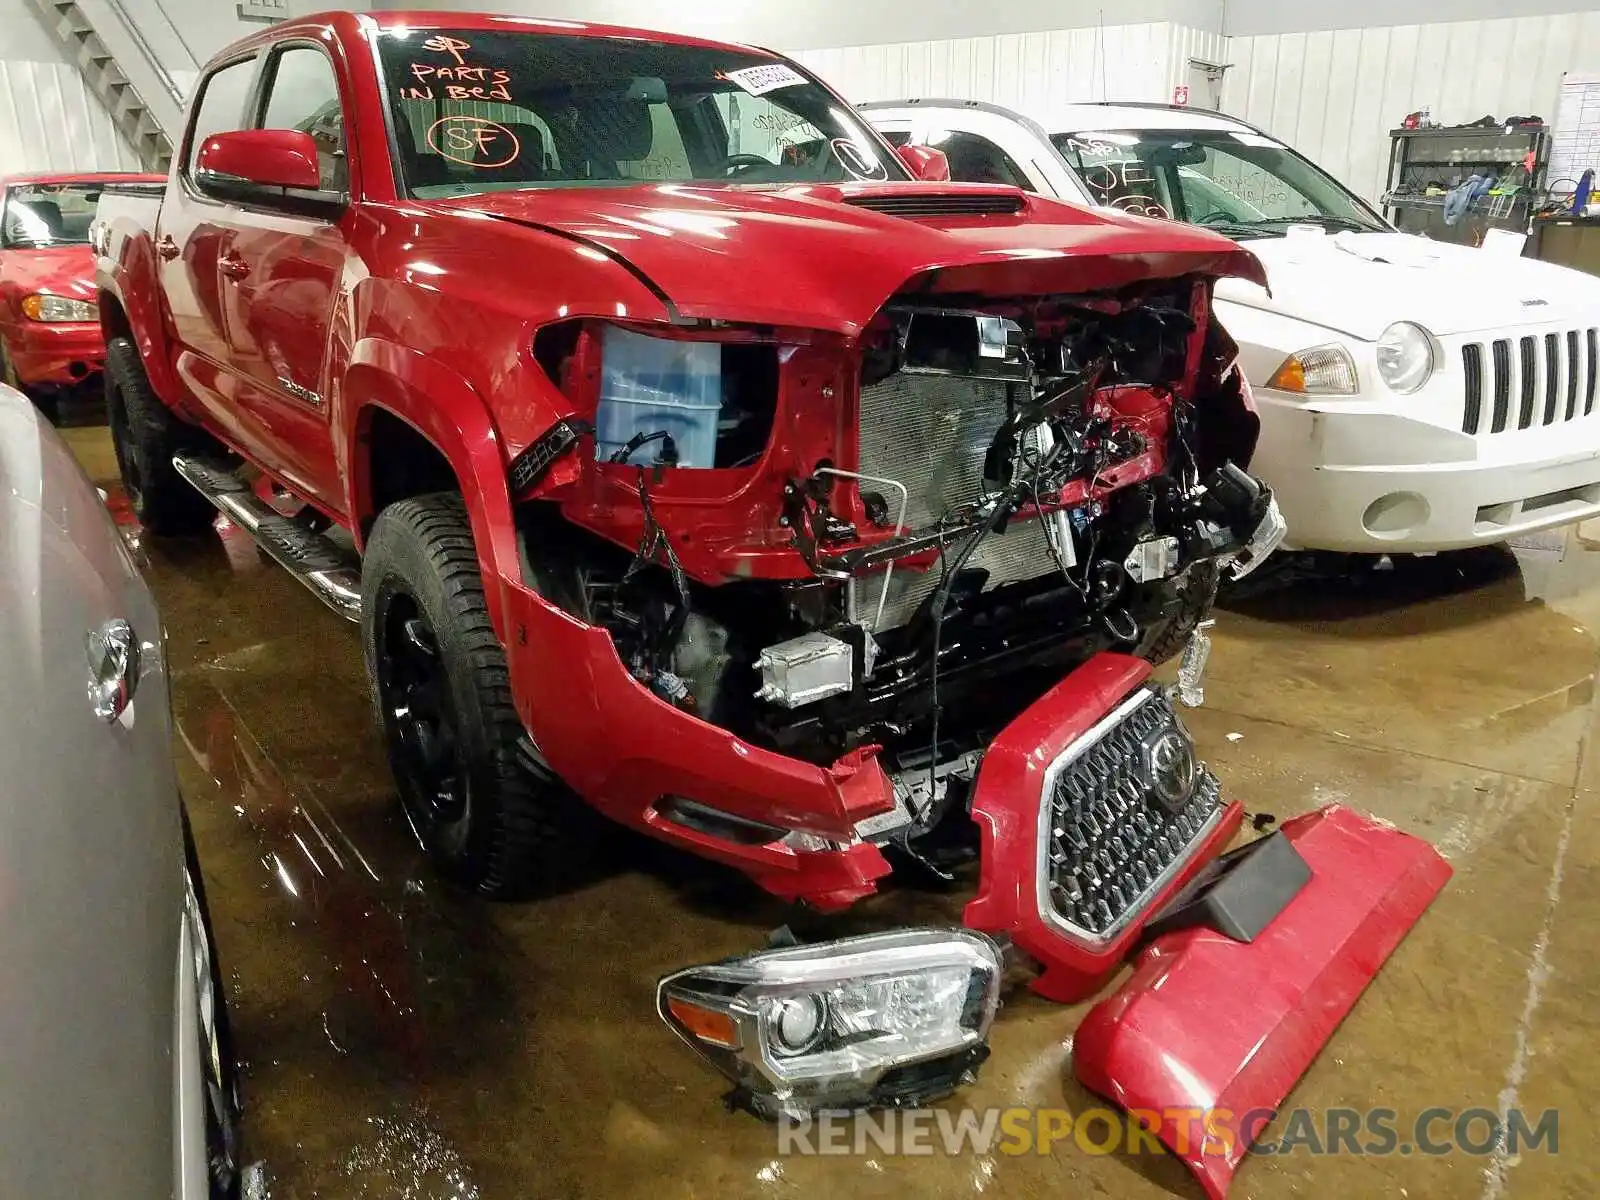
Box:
[857,369,1057,629]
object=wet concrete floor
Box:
[62,419,1600,1199]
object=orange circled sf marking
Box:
[425,116,520,169]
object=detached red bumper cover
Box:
[1072,804,1451,1200]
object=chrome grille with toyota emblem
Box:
[1036,686,1222,942]
[1460,328,1599,434]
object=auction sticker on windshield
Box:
[724,63,807,96]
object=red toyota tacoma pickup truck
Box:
[94,14,1453,1189]
[91,5,1287,923]
[96,8,1280,913]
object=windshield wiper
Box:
[1252,214,1379,233]
[1193,220,1280,240]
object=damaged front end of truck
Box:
[488,184,1275,906]
[476,182,1444,1193]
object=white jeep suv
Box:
[863,99,1600,553]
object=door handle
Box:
[218,253,250,281]
[86,618,140,723]
[157,235,180,261]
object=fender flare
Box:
[342,339,519,640]
[96,249,188,414]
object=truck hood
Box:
[1216,229,1600,340]
[435,183,1266,334]
[0,244,97,304]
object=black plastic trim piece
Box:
[508,417,592,494]
[1140,829,1312,944]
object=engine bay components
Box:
[754,632,856,708]
[657,928,1003,1120]
[1124,535,1179,583]
[522,286,1284,783]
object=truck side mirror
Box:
[896,143,951,182]
[195,129,345,218]
[197,129,322,192]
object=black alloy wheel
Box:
[377,597,471,839]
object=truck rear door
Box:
[157,53,257,425]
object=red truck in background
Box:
[91,13,1455,1192]
[0,172,163,419]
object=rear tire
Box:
[104,336,216,535]
[1135,559,1220,665]
[361,493,563,897]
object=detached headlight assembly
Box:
[22,293,97,323]
[658,928,1003,1120]
[1375,321,1436,393]
[1265,344,1359,395]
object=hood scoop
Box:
[844,191,1024,218]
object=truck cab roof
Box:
[221,8,779,65]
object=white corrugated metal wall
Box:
[1,0,141,175]
[1222,12,1600,205]
[794,12,1600,209]
[795,22,1200,111]
[0,59,143,174]
[1168,24,1229,98]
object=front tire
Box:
[104,336,216,534]
[361,493,562,897]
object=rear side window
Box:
[185,57,257,174]
[260,46,348,191]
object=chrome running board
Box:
[171,452,361,622]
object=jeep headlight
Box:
[657,928,1002,1120]
[22,293,97,323]
[1375,321,1436,394]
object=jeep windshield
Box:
[376,29,906,198]
[1049,128,1386,238]
[1,184,101,248]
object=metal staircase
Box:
[22,0,189,171]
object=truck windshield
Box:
[374,29,907,197]
[1049,128,1386,238]
[1,184,101,248]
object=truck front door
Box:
[216,42,351,515]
